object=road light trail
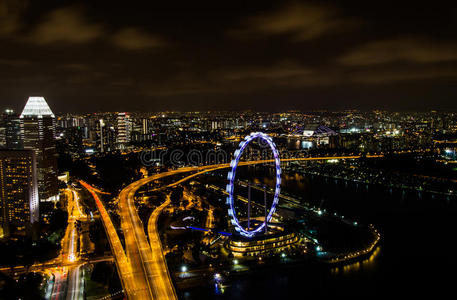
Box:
[51,267,68,300]
[61,189,77,264]
[118,181,153,299]
[96,155,381,299]
[122,155,383,299]
[80,181,138,299]
[118,168,214,299]
[146,194,177,299]
[119,173,182,300]
[5,156,386,300]
[66,263,84,300]
[72,189,87,220]
[53,188,79,300]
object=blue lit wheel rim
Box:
[226,132,281,237]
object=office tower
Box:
[142,118,149,135]
[0,150,39,237]
[106,126,117,152]
[99,119,105,152]
[117,112,131,149]
[20,97,59,202]
[0,109,22,149]
[96,119,116,153]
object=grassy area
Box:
[83,264,110,300]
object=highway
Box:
[61,189,78,264]
[60,156,383,299]
[117,155,382,299]
[80,181,138,298]
[50,267,68,300]
[66,263,84,300]
[146,194,177,299]
[47,186,90,300]
[0,154,386,299]
[0,256,113,275]
[65,189,87,300]
[119,171,183,300]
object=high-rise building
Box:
[20,97,59,202]
[0,150,39,237]
[0,127,5,148]
[99,119,105,153]
[0,109,22,149]
[117,112,131,149]
[96,119,116,153]
[142,118,149,135]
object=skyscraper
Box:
[20,97,58,202]
[99,119,105,152]
[117,112,131,149]
[0,150,39,237]
[0,109,22,149]
[142,118,149,135]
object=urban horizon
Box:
[4,99,457,115]
[1,96,456,299]
[1,0,457,299]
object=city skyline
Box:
[1,1,457,112]
[1,93,456,299]
[1,1,457,299]
[3,96,457,115]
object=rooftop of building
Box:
[20,97,55,118]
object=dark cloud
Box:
[111,27,164,50]
[28,6,104,44]
[23,5,163,51]
[138,62,337,99]
[57,63,91,71]
[0,0,28,36]
[214,62,337,90]
[220,61,312,80]
[229,2,359,41]
[339,37,457,66]
[1,1,457,112]
[0,58,31,67]
[348,66,457,84]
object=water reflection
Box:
[184,166,457,299]
[330,246,381,275]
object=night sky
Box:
[1,0,457,112]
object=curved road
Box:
[118,155,382,299]
[80,181,138,298]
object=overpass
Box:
[118,155,382,299]
[80,181,139,298]
[83,155,383,299]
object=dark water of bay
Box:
[180,166,457,299]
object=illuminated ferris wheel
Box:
[226,132,281,237]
